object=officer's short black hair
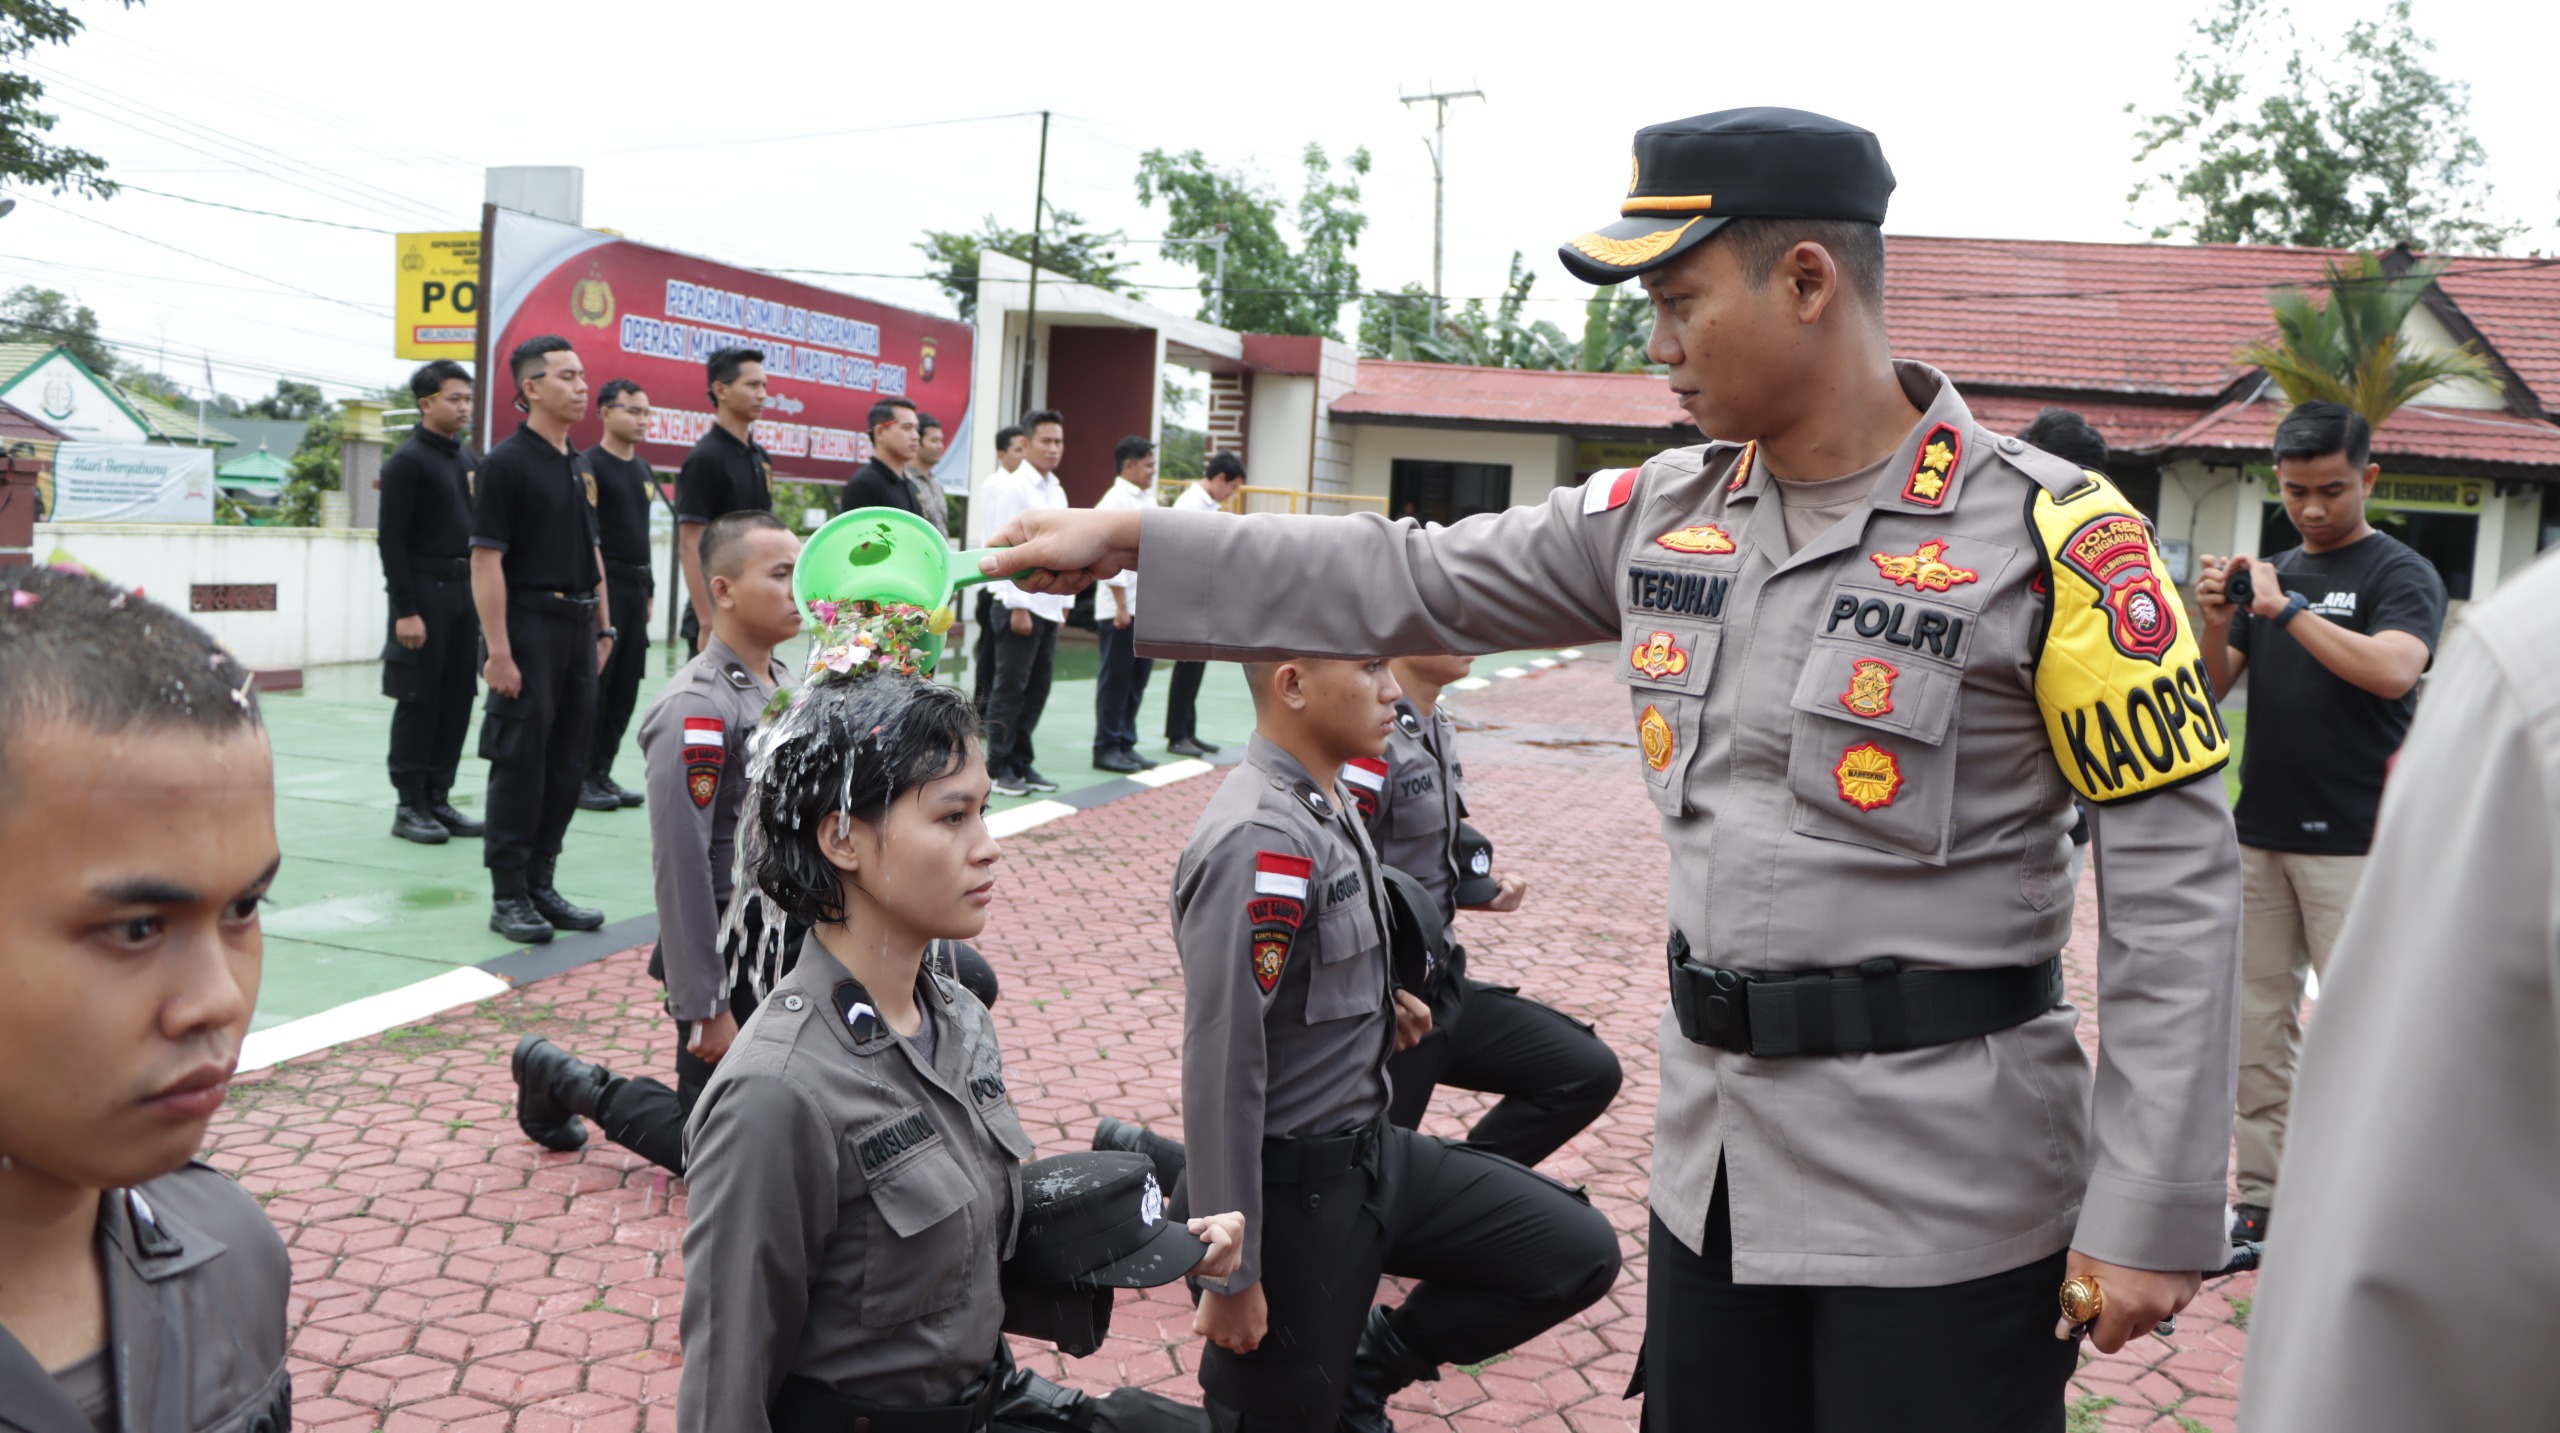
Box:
[2273,400,2373,470]
[1205,450,1246,481]
[994,424,1025,454]
[1716,218,1886,311]
[2021,408,2110,473]
[409,359,472,401]
[748,674,982,927]
[700,509,789,582]
[598,378,646,410]
[1023,408,1064,434]
[508,335,574,403]
[706,345,765,391]
[1114,435,1154,469]
[916,411,942,436]
[867,397,917,435]
[0,567,261,793]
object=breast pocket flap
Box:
[1614,621,1722,697]
[855,1109,977,1237]
[1787,645,1958,746]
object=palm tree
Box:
[2233,252,2498,430]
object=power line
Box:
[109,183,395,234]
[602,110,1048,155]
[19,199,388,317]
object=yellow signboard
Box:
[395,232,481,360]
[2369,473,2488,513]
[1575,439,1674,473]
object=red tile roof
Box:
[1961,393,2212,454]
[2161,398,2560,474]
[0,399,66,446]
[1331,360,1696,433]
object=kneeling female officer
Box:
[676,605,1244,1433]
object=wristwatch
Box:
[596,625,618,643]
[2273,593,2309,629]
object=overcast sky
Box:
[4,0,2551,410]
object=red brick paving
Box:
[211,658,2251,1431]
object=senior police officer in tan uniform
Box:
[983,107,2243,1431]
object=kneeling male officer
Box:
[987,107,2243,1431]
[1175,656,1620,1433]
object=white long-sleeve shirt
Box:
[976,464,1071,621]
[1174,481,1228,516]
[1094,476,1155,618]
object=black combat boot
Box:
[576,778,623,812]
[490,867,555,944]
[429,791,485,837]
[610,776,644,808]
[1092,1117,1187,1195]
[512,1036,609,1152]
[392,804,450,844]
[1339,1304,1441,1433]
[528,857,604,932]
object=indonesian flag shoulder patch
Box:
[682,716,725,809]
[1247,853,1311,994]
[1581,466,1640,516]
[1342,758,1388,823]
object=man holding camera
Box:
[2199,400,2447,1246]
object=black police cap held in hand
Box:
[1558,106,1897,285]
[1001,1151,1207,1356]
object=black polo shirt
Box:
[470,424,600,593]
[835,456,918,516]
[577,446,657,569]
[674,421,771,525]
[376,426,478,618]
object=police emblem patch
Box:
[1247,885,1305,996]
[1342,758,1387,822]
[1639,704,1675,772]
[681,716,724,809]
[1840,658,1898,718]
[583,470,598,507]
[2057,513,2179,663]
[1628,630,1691,682]
[1870,540,1979,592]
[1903,424,1961,507]
[1654,523,1736,555]
[1834,741,1903,811]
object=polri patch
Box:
[1247,891,1305,995]
[1870,540,1979,593]
[1654,523,1736,556]
[1840,658,1898,718]
[1834,741,1904,811]
[1628,630,1691,681]
[682,716,725,808]
[1903,425,1961,507]
[2057,513,2179,662]
[1342,758,1387,822]
[1639,704,1676,773]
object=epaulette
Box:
[1991,430,2104,503]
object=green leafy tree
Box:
[1136,142,1371,339]
[0,283,111,370]
[2131,0,2518,252]
[1157,423,1205,482]
[276,409,340,527]
[242,379,326,420]
[1403,253,1575,369]
[1581,282,1655,374]
[2234,252,2498,429]
[0,1,137,198]
[918,209,1131,321]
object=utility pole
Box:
[1399,83,1483,337]
[1017,109,1051,420]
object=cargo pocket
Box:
[476,692,527,764]
[1784,649,1960,863]
[1305,895,1386,1024]
[1616,622,1722,818]
[855,1112,979,1326]
[381,638,423,702]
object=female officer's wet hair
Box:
[745,672,980,928]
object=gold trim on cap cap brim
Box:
[1621,194,1715,215]
[1568,217,1701,270]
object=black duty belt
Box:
[1262,1117,1382,1185]
[1667,931,2062,1057]
[768,1367,999,1433]
[508,587,599,619]
[604,559,654,586]
[416,556,471,580]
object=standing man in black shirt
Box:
[377,359,488,845]
[471,334,615,944]
[835,396,922,515]
[577,378,659,813]
[674,345,772,652]
[2199,400,2447,1245]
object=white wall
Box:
[1249,375,1317,496]
[1344,424,1576,513]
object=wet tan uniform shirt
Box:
[2239,550,2560,1430]
[677,941,1034,1429]
[1138,362,2243,1285]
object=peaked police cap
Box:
[1558,107,1896,285]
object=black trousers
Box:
[384,575,481,806]
[1194,1125,1620,1432]
[1638,1166,2078,1433]
[1165,660,1207,742]
[985,615,1057,777]
[972,590,999,713]
[480,601,598,874]
[589,575,653,782]
[1386,980,1622,1169]
[1093,620,1153,755]
[593,972,761,1175]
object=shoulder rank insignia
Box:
[1834,741,1903,811]
[1655,523,1736,555]
[1581,466,1640,516]
[1903,424,1961,507]
[1871,540,1978,592]
[2027,474,2228,806]
[1395,707,1424,738]
[681,716,724,808]
[1249,852,1312,994]
[1638,703,1676,772]
[1840,658,1898,718]
[1629,630,1691,682]
[722,662,756,689]
[1342,758,1387,822]
[1728,439,1757,494]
